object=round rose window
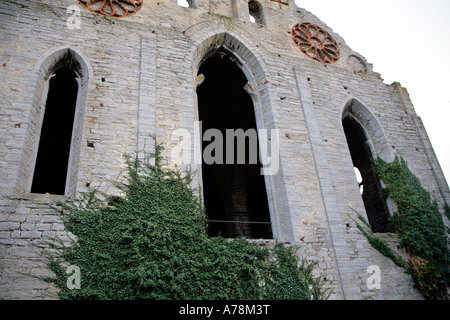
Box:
[292,22,340,64]
[78,0,143,18]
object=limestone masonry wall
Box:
[1,0,448,299]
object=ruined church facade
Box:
[0,0,449,299]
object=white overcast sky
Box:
[294,0,450,184]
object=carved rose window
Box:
[292,22,340,64]
[78,0,143,18]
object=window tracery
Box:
[292,22,340,64]
[77,0,143,18]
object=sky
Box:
[294,0,450,184]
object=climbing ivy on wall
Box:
[46,144,328,300]
[444,202,450,221]
[373,156,449,300]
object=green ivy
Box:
[351,211,407,269]
[444,202,450,221]
[45,144,328,300]
[374,156,449,300]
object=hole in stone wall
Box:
[177,0,190,8]
[31,66,78,195]
[343,116,390,233]
[354,166,364,195]
[196,48,272,239]
[248,1,266,25]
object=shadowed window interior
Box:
[196,48,272,239]
[343,115,390,233]
[31,66,78,195]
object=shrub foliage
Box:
[46,145,328,300]
[374,156,449,300]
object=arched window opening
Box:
[248,1,266,25]
[196,48,272,239]
[31,66,79,195]
[343,116,390,233]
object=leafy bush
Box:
[374,156,449,300]
[444,202,450,221]
[46,145,328,300]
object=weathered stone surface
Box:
[0,0,448,300]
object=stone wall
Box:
[0,0,448,299]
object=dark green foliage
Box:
[261,244,327,300]
[374,156,449,300]
[444,202,450,221]
[46,145,328,300]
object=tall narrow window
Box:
[248,1,266,25]
[31,66,79,195]
[343,116,389,232]
[197,48,272,239]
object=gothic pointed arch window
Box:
[196,47,272,239]
[342,99,391,232]
[31,66,78,195]
[29,48,90,197]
